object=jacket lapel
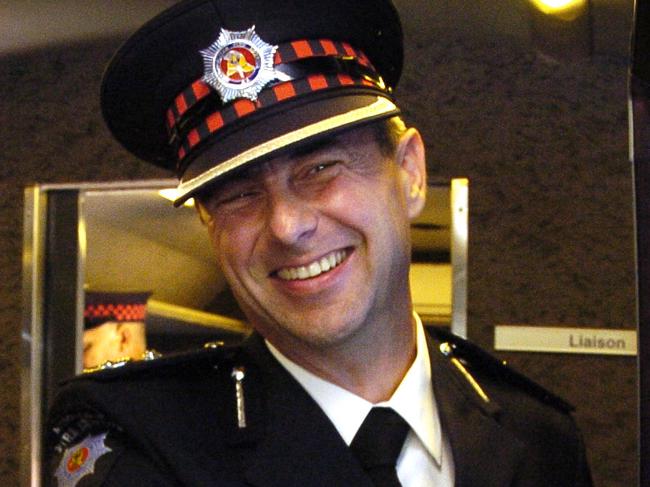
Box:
[234,335,373,487]
[428,333,524,487]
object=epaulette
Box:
[429,327,575,414]
[72,341,242,383]
[49,410,120,453]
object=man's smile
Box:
[275,249,349,281]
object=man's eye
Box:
[292,161,342,193]
[218,190,258,205]
[309,161,339,175]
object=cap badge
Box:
[200,26,278,103]
[54,432,112,486]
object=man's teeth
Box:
[277,250,347,281]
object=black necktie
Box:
[350,407,410,487]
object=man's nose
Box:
[266,190,318,246]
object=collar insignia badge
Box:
[54,432,112,487]
[200,26,278,103]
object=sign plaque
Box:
[494,325,637,356]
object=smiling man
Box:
[196,123,424,402]
[46,1,592,486]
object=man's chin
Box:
[275,313,369,350]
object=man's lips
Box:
[275,249,349,281]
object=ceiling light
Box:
[529,0,587,21]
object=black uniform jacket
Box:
[46,328,593,487]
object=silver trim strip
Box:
[76,194,88,373]
[450,178,469,338]
[20,187,47,487]
[34,179,179,192]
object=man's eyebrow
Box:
[209,165,261,189]
[286,134,341,160]
[229,135,342,180]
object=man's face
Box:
[83,322,123,369]
[83,321,147,368]
[198,124,426,356]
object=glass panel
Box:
[22,178,466,486]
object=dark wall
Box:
[0,8,638,487]
[396,9,636,487]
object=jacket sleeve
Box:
[46,418,179,487]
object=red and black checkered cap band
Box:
[176,72,381,163]
[165,39,372,132]
[84,292,150,328]
[85,303,147,324]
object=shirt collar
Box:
[265,313,442,465]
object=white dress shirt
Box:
[266,314,455,487]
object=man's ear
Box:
[117,324,130,349]
[195,199,213,225]
[395,128,427,219]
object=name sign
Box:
[494,325,637,356]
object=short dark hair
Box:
[369,116,407,157]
